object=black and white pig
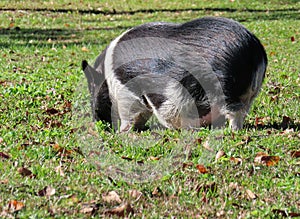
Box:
[82,16,267,132]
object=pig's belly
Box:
[179,105,222,128]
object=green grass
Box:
[1,0,300,218]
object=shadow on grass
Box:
[245,122,300,131]
[1,6,300,17]
[1,5,299,47]
[0,26,130,48]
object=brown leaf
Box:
[255,117,265,127]
[52,144,73,157]
[8,200,25,212]
[1,179,9,184]
[261,156,280,166]
[81,46,89,52]
[80,202,99,214]
[291,151,300,158]
[121,156,133,161]
[0,137,3,143]
[215,150,226,161]
[17,167,33,177]
[152,187,162,196]
[235,136,252,146]
[80,206,95,214]
[149,156,160,161]
[254,152,268,163]
[45,108,59,115]
[105,202,134,217]
[270,94,279,102]
[38,186,56,197]
[235,141,247,147]
[272,209,300,217]
[102,191,122,204]
[291,36,295,42]
[289,212,300,217]
[254,152,280,166]
[230,157,242,164]
[182,162,194,170]
[196,164,209,174]
[256,151,269,157]
[195,138,202,145]
[0,151,10,159]
[245,189,257,199]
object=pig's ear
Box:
[82,60,102,90]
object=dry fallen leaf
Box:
[230,157,242,164]
[152,187,162,196]
[104,202,134,217]
[196,164,209,174]
[272,209,300,217]
[102,191,122,204]
[291,151,300,158]
[8,200,25,212]
[195,138,202,145]
[149,156,160,161]
[255,117,265,127]
[245,189,257,199]
[81,46,89,52]
[17,167,34,177]
[80,206,94,214]
[121,156,133,161]
[291,36,295,42]
[0,152,10,159]
[80,202,99,214]
[182,162,194,170]
[254,152,280,166]
[254,152,267,163]
[261,156,280,166]
[52,144,73,157]
[1,179,9,184]
[38,186,56,197]
[215,150,226,161]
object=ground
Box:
[0,0,299,218]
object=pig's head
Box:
[82,60,112,125]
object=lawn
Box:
[0,0,299,218]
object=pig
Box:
[82,16,267,132]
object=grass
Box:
[0,0,299,218]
